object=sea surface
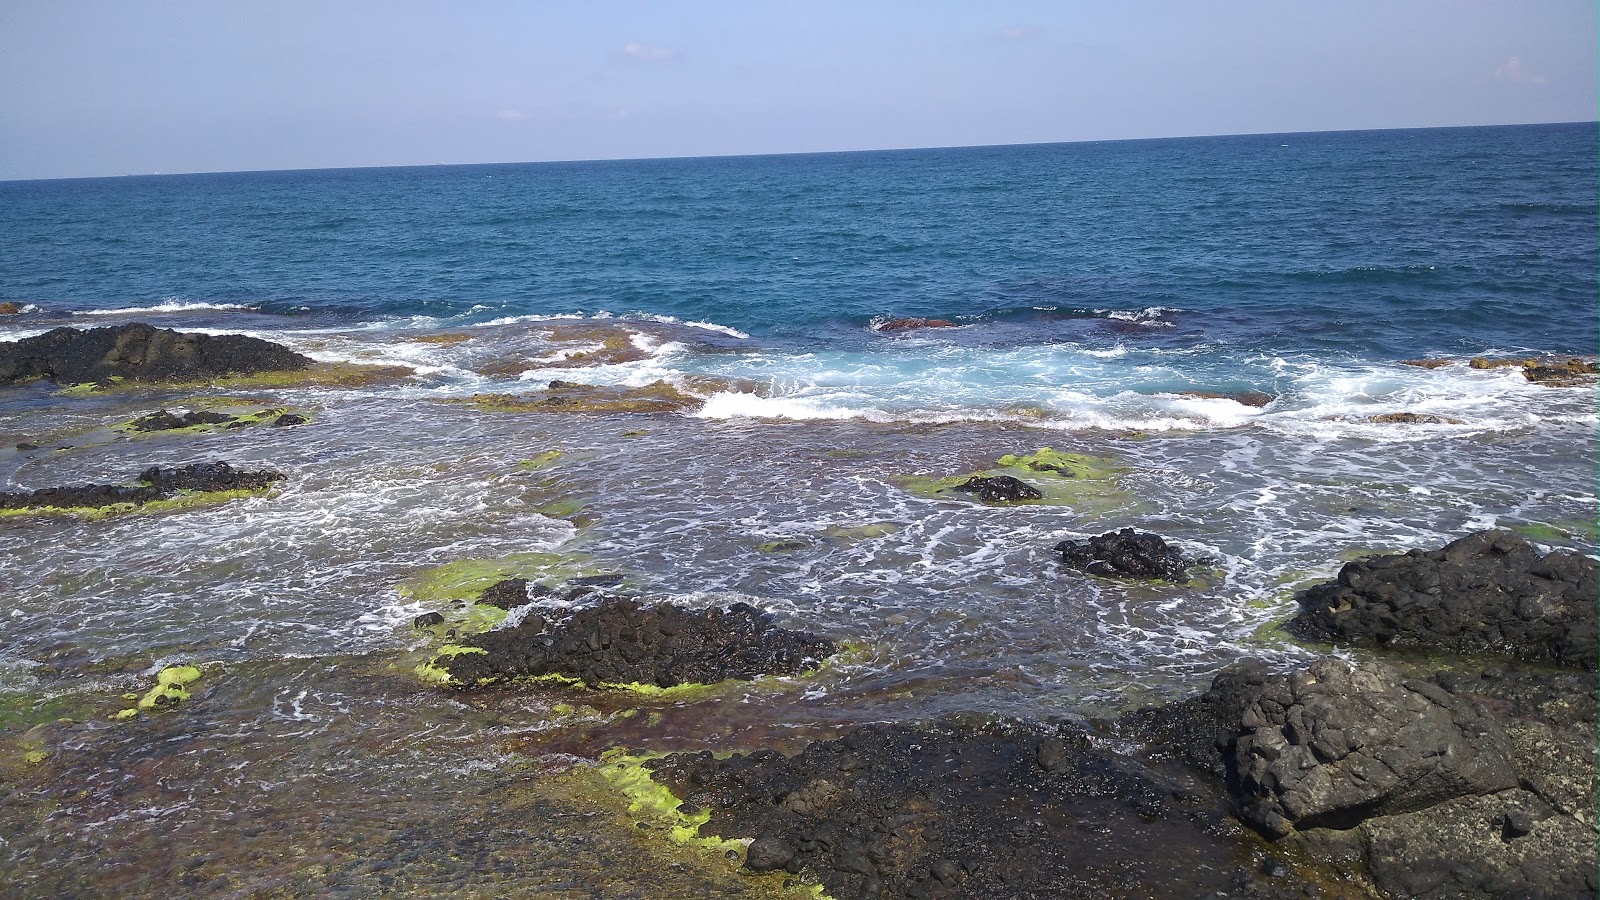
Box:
[0,123,1595,896]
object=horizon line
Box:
[5,119,1595,185]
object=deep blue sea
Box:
[0,124,1595,896]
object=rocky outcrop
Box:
[0,302,22,315]
[1139,657,1599,899]
[1287,530,1598,669]
[0,461,285,512]
[0,323,312,386]
[125,409,239,432]
[430,597,837,689]
[468,380,699,415]
[643,719,1310,899]
[950,474,1041,502]
[1365,412,1463,425]
[1054,528,1190,581]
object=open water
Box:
[0,123,1594,897]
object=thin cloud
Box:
[997,25,1041,40]
[618,41,675,63]
[1494,56,1547,85]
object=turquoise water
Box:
[0,124,1594,896]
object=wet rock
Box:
[1287,529,1598,669]
[872,317,959,332]
[272,413,308,427]
[0,461,286,513]
[1365,412,1464,425]
[1468,356,1528,370]
[126,409,238,432]
[0,323,312,386]
[1399,359,1453,369]
[413,612,446,629]
[15,442,39,452]
[477,578,530,610]
[432,597,837,689]
[643,719,1311,899]
[1521,356,1599,386]
[1172,389,1276,408]
[950,474,1041,502]
[0,302,22,315]
[1054,528,1190,581]
[468,380,699,415]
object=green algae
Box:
[0,486,279,521]
[536,498,589,519]
[822,523,898,543]
[465,380,700,415]
[757,539,809,553]
[898,447,1138,517]
[517,450,565,471]
[135,665,203,711]
[396,552,600,605]
[110,404,311,437]
[1505,519,1598,543]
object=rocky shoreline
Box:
[1,324,1595,898]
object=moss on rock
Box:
[899,447,1138,517]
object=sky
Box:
[1,0,1595,180]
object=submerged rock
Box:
[1054,528,1190,581]
[1399,358,1453,369]
[424,597,837,689]
[871,317,959,332]
[1171,389,1276,408]
[641,718,1312,899]
[467,380,700,415]
[0,323,312,386]
[1287,529,1598,669]
[950,474,1041,502]
[0,461,285,514]
[1365,412,1464,425]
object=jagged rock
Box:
[432,597,836,689]
[1054,528,1190,580]
[1287,529,1598,669]
[0,461,285,512]
[477,577,530,610]
[0,323,312,386]
[0,302,22,315]
[951,474,1041,502]
[272,413,308,427]
[1522,357,1599,386]
[1213,657,1518,839]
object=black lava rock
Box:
[413,612,446,629]
[0,461,286,512]
[951,475,1042,502]
[126,409,238,432]
[0,323,311,386]
[478,578,530,610]
[434,597,837,689]
[272,413,308,427]
[1054,528,1190,581]
[1287,529,1598,669]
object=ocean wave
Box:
[477,310,749,339]
[79,299,256,315]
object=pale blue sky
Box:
[2,1,1594,179]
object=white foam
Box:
[696,391,870,421]
[79,299,254,315]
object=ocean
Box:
[0,122,1595,896]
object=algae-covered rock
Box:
[0,323,312,386]
[901,448,1137,517]
[0,461,285,519]
[133,665,204,712]
[421,597,837,690]
[467,380,700,415]
[115,404,312,435]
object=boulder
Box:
[951,474,1041,502]
[0,323,311,386]
[1054,528,1190,580]
[1287,530,1598,669]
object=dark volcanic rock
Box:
[1122,656,1598,899]
[1054,528,1190,580]
[1213,657,1518,839]
[1287,529,1598,669]
[0,323,311,386]
[950,474,1041,502]
[271,413,308,427]
[0,461,285,512]
[477,577,530,610]
[643,719,1312,899]
[436,597,837,689]
[126,409,238,432]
